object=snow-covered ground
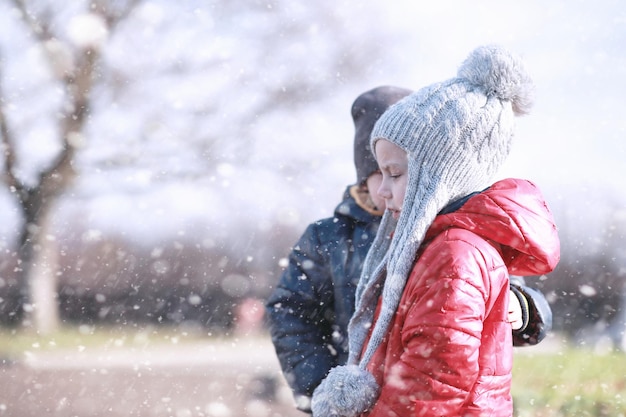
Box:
[22,335,281,371]
[1,335,307,417]
[0,332,577,417]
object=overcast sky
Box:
[366,0,626,196]
[1,0,624,246]
[325,0,626,242]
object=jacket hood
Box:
[335,185,383,223]
[427,178,560,276]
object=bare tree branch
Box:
[0,58,25,198]
[10,0,55,51]
[93,0,143,31]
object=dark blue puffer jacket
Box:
[265,185,380,401]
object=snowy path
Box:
[0,332,568,417]
[1,335,307,417]
[21,335,280,371]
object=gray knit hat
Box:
[311,44,534,417]
[351,86,413,185]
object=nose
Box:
[377,179,391,200]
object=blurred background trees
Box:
[0,0,391,333]
[0,0,624,349]
[1,0,146,334]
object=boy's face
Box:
[365,171,385,212]
[374,139,408,220]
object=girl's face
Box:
[374,139,408,220]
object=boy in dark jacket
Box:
[265,86,550,413]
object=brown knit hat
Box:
[351,86,412,185]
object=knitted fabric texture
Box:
[352,86,413,185]
[311,364,379,417]
[349,44,534,383]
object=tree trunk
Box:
[3,0,140,333]
[21,209,60,334]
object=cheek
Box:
[366,175,382,193]
[371,194,386,211]
[396,177,408,204]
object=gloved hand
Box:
[508,288,525,331]
[295,395,312,414]
[509,276,553,346]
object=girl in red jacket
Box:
[311,45,560,417]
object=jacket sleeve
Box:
[265,222,338,400]
[368,236,505,417]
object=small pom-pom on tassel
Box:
[311,364,380,417]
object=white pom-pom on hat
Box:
[458,44,534,116]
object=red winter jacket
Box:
[362,178,560,417]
